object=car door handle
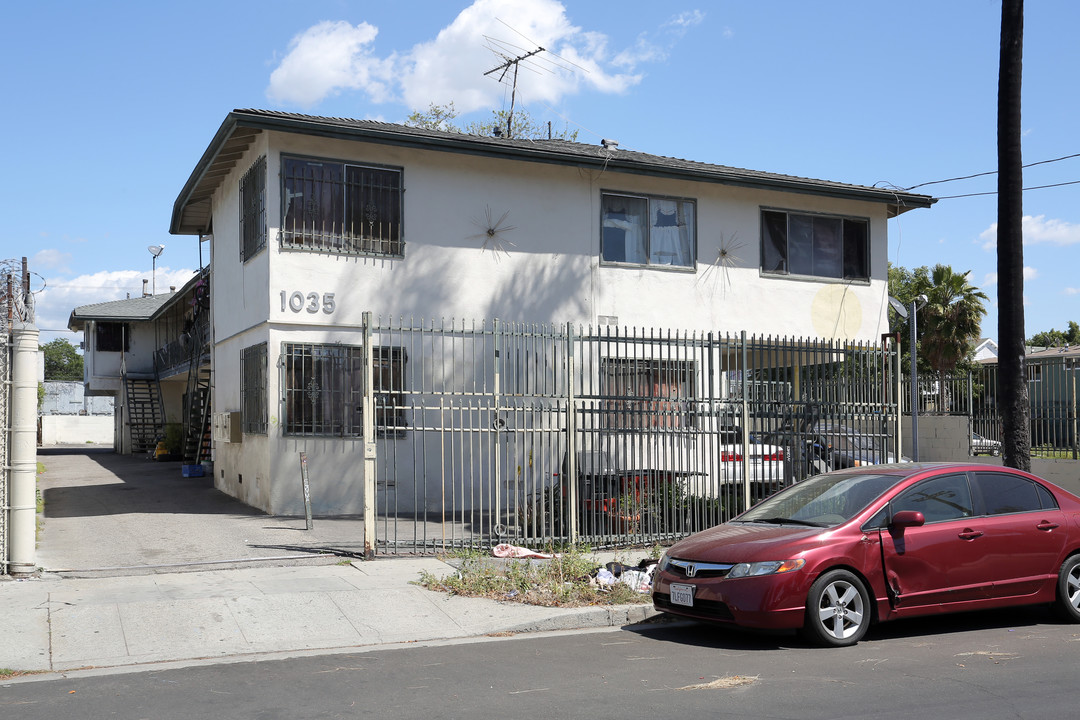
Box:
[1036,521,1060,531]
[958,529,984,540]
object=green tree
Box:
[405,102,579,141]
[1028,320,1080,347]
[916,266,988,409]
[888,263,989,407]
[42,338,84,381]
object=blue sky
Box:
[4,0,1078,346]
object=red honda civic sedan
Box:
[652,462,1080,646]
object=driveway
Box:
[35,449,367,576]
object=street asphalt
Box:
[1,449,656,680]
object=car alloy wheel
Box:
[803,569,870,647]
[1055,555,1080,622]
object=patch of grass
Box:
[418,544,658,607]
[0,668,47,679]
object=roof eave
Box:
[170,110,935,234]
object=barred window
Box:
[241,343,268,434]
[601,358,696,430]
[96,322,129,352]
[281,343,407,436]
[281,156,403,257]
[240,156,267,261]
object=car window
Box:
[973,471,1050,515]
[891,473,973,523]
[1035,482,1058,510]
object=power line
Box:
[937,178,1080,200]
[904,152,1080,191]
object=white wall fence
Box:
[901,415,1080,496]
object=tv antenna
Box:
[482,20,586,139]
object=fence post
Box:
[740,331,751,511]
[362,311,377,560]
[565,322,578,543]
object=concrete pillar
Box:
[8,321,39,576]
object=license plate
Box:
[670,583,694,607]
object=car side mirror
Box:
[890,510,925,529]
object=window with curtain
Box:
[761,209,869,280]
[601,192,695,268]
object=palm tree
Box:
[998,0,1030,470]
[914,265,988,411]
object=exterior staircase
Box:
[182,364,212,464]
[125,376,164,454]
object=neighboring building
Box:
[68,271,209,459]
[85,109,934,516]
[973,337,998,363]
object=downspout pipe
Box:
[8,320,39,577]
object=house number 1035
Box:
[280,291,336,314]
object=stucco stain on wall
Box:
[811,284,862,339]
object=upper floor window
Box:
[281,156,403,257]
[96,322,129,353]
[240,156,267,261]
[761,209,869,280]
[601,192,695,268]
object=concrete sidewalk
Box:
[0,558,656,676]
[1,451,657,678]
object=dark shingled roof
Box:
[67,294,174,331]
[67,269,205,331]
[171,109,935,235]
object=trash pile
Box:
[489,544,658,595]
[592,558,658,594]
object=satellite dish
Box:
[148,245,165,258]
[888,296,908,319]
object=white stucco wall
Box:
[201,129,906,515]
[40,415,113,445]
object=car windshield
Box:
[736,472,900,526]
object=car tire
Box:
[801,569,871,647]
[1054,555,1080,622]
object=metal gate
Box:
[369,317,900,554]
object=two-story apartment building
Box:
[155,109,934,520]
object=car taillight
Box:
[761,451,784,462]
[721,452,743,462]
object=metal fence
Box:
[903,359,1080,457]
[367,317,900,554]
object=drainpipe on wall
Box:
[8,320,39,577]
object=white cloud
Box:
[663,10,706,32]
[983,272,997,287]
[980,214,1080,250]
[266,0,690,112]
[267,21,394,107]
[34,267,197,340]
[1065,287,1079,295]
[1024,266,1039,280]
[32,249,72,273]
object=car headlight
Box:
[656,550,670,573]
[727,559,805,578]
